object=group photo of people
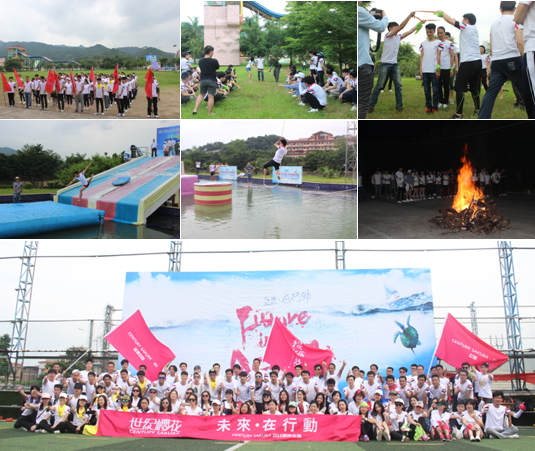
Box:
[360,167,508,203]
[358,1,535,119]
[12,356,527,443]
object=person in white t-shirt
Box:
[482,390,524,439]
[437,27,455,109]
[297,370,319,403]
[42,369,58,396]
[369,12,423,113]
[419,23,441,114]
[440,11,482,118]
[515,1,535,118]
[256,55,265,82]
[445,31,460,105]
[454,370,473,401]
[372,169,382,199]
[300,75,328,113]
[263,137,287,181]
[65,162,94,201]
[480,3,526,118]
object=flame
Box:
[452,145,484,213]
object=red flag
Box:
[112,64,119,93]
[44,69,55,94]
[145,67,153,98]
[435,314,508,371]
[13,68,23,88]
[53,69,60,92]
[70,70,76,94]
[105,310,175,381]
[1,73,11,92]
[90,66,95,89]
[263,316,333,372]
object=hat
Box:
[354,389,364,397]
[194,365,201,370]
[211,399,221,405]
[72,369,80,374]
[209,369,216,374]
[79,395,87,401]
[41,393,51,399]
[149,386,157,391]
[374,389,383,396]
[74,383,83,390]
[59,393,67,399]
[97,382,106,388]
[394,398,404,404]
[15,177,19,180]
[289,401,298,407]
[415,401,424,407]
[296,72,305,79]
[122,395,131,401]
[389,390,399,395]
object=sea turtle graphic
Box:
[394,315,421,353]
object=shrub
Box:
[23,182,34,189]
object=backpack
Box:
[522,397,534,411]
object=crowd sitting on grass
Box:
[359,168,509,203]
[12,357,527,442]
[277,65,357,113]
[5,71,161,118]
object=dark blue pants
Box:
[479,57,525,119]
[422,73,439,110]
[522,52,535,119]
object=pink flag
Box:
[105,310,175,381]
[263,316,333,372]
[435,313,508,371]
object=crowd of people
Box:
[359,167,508,203]
[180,46,356,115]
[358,1,535,119]
[12,357,526,442]
[4,70,161,118]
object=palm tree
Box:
[187,16,203,63]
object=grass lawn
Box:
[181,65,356,119]
[0,189,57,195]
[1,422,534,451]
[7,70,178,88]
[365,77,527,119]
[185,172,353,184]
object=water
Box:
[181,182,357,239]
[24,217,179,239]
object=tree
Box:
[13,144,64,179]
[0,334,11,378]
[4,58,23,72]
[43,347,87,378]
[181,16,204,63]
[240,15,268,57]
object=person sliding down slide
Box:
[65,162,94,201]
[264,138,288,183]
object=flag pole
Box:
[427,313,449,377]
[261,316,279,369]
[64,348,92,374]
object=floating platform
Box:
[194,182,232,205]
[56,156,181,225]
[182,174,199,195]
[0,201,105,238]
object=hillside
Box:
[0,41,174,60]
[0,147,17,156]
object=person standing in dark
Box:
[269,55,282,83]
[192,45,220,116]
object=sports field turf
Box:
[1,422,533,451]
[181,65,356,119]
[364,78,527,120]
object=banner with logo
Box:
[219,166,238,181]
[96,410,360,441]
[273,166,303,185]
[434,313,508,371]
[157,126,180,157]
[122,270,436,395]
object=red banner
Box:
[13,68,23,88]
[112,64,119,93]
[96,410,360,441]
[263,317,333,372]
[44,70,55,94]
[435,314,508,371]
[145,67,153,98]
[1,73,10,92]
[70,70,76,94]
[105,310,175,381]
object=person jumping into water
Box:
[66,162,94,200]
[264,138,287,182]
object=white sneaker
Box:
[438,103,443,108]
[292,94,298,97]
[298,102,306,106]
[443,104,448,109]
[397,201,402,204]
[122,113,125,116]
[101,113,104,115]
[350,106,357,111]
[437,196,441,199]
[389,89,393,92]
[147,115,151,118]
[377,430,383,442]
[155,115,158,118]
[385,432,391,442]
[308,108,319,113]
[449,99,454,104]
[381,90,384,93]
[94,112,98,115]
[508,434,519,439]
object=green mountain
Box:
[0,41,174,61]
[0,147,17,156]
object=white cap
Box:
[79,395,88,401]
[374,389,383,396]
[296,72,305,79]
[211,399,221,405]
[72,369,80,374]
[59,393,68,399]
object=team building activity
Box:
[357,1,535,119]
[180,47,357,115]
[12,356,527,442]
[361,167,508,203]
[1,67,162,118]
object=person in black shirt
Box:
[192,45,220,116]
[269,55,282,83]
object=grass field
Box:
[365,78,527,119]
[185,172,353,184]
[0,189,57,195]
[6,70,178,88]
[1,422,534,451]
[181,66,356,119]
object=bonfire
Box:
[430,146,510,234]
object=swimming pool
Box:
[181,182,357,239]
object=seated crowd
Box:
[13,358,526,441]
